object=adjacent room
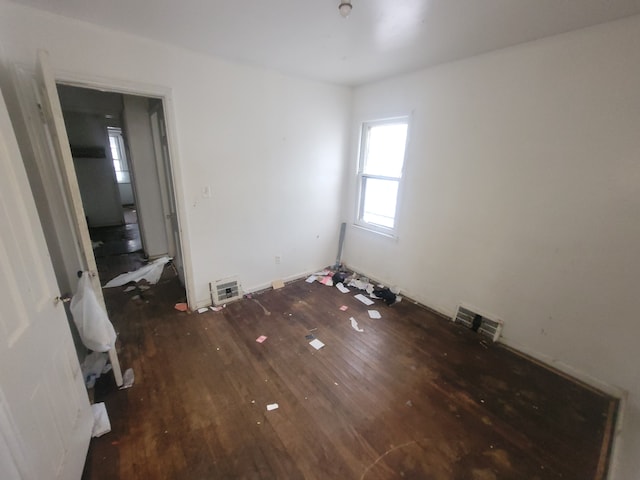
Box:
[0,1,638,479]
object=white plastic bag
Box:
[103,256,171,288]
[81,351,109,388]
[70,273,116,352]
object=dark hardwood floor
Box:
[83,270,617,480]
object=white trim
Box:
[345,261,626,399]
[498,336,625,398]
[193,268,329,309]
[607,391,627,480]
[107,127,130,184]
[351,222,398,240]
[39,68,197,309]
[354,115,410,236]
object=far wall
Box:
[122,94,168,258]
[344,15,640,480]
[63,111,123,227]
[0,1,350,310]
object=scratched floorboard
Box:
[83,272,617,480]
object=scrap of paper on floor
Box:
[350,317,364,332]
[354,293,374,306]
[368,310,381,319]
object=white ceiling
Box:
[9,0,640,85]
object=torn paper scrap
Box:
[91,402,111,437]
[174,303,188,312]
[348,278,371,290]
[305,275,317,283]
[319,276,333,286]
[120,368,135,389]
[123,286,136,293]
[256,335,268,343]
[354,294,374,306]
[309,339,325,350]
[272,279,285,290]
[339,305,348,311]
[210,306,223,312]
[350,317,364,332]
[368,310,381,319]
[266,403,279,411]
[335,282,349,294]
[313,269,331,276]
[197,307,209,314]
[104,256,171,287]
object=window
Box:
[356,117,409,234]
[108,127,130,184]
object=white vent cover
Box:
[210,277,242,305]
[454,305,503,342]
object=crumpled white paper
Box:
[104,256,171,288]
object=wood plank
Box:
[83,272,617,480]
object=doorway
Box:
[55,84,184,287]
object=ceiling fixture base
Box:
[338,1,352,18]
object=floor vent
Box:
[454,305,503,342]
[210,277,242,305]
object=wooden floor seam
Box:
[83,266,618,480]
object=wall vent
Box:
[454,305,503,342]
[210,277,242,306]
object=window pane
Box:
[109,136,120,160]
[363,122,407,177]
[117,171,130,183]
[362,177,399,229]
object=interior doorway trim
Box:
[48,68,195,308]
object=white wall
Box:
[57,84,123,117]
[122,95,168,258]
[64,111,123,227]
[345,15,640,480]
[0,1,350,308]
[57,85,135,207]
[118,183,134,205]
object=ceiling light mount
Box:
[338,1,352,18]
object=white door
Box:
[149,105,184,282]
[35,50,103,304]
[0,85,92,478]
[35,50,122,386]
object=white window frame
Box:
[355,116,409,236]
[108,127,130,184]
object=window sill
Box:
[352,222,398,240]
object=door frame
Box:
[148,103,185,283]
[26,66,195,308]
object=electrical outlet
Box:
[275,255,281,264]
